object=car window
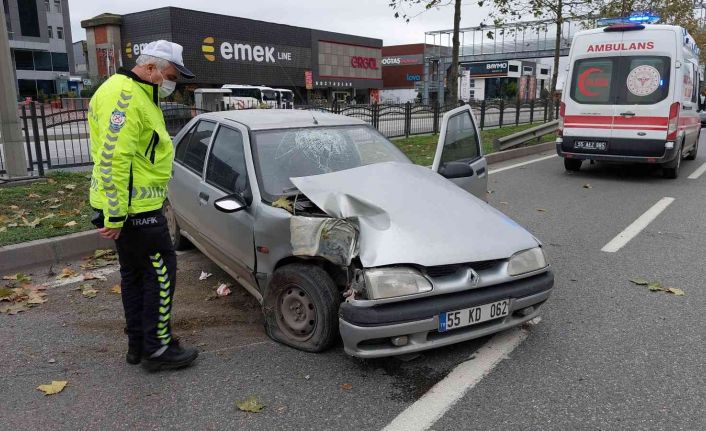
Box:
[251,125,410,200]
[174,122,197,163]
[206,126,248,194]
[571,58,614,104]
[181,120,216,174]
[570,56,670,105]
[623,57,670,105]
[441,110,479,164]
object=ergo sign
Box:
[351,56,378,69]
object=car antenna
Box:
[311,113,319,125]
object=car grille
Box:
[424,260,502,278]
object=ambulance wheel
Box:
[564,158,582,172]
[663,149,681,179]
[686,136,699,160]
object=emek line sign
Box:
[201,36,295,63]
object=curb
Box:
[486,142,555,165]
[0,230,114,274]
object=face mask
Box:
[159,79,176,98]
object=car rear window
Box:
[570,56,670,105]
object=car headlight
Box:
[508,247,548,276]
[364,267,432,300]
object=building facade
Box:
[458,60,552,102]
[81,7,383,104]
[4,0,74,99]
[380,44,426,104]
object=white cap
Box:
[141,40,195,79]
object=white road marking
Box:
[489,154,557,175]
[383,321,539,431]
[601,197,675,253]
[687,162,706,179]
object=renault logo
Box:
[202,37,216,62]
[468,268,480,287]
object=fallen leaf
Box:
[537,208,547,212]
[1,302,29,315]
[92,249,117,260]
[37,380,67,396]
[56,268,77,280]
[0,227,6,233]
[26,294,47,305]
[9,205,19,210]
[204,293,219,301]
[82,272,106,281]
[64,184,76,190]
[47,178,56,184]
[110,284,121,294]
[648,282,664,292]
[199,271,212,281]
[236,396,265,413]
[64,221,78,228]
[341,383,353,391]
[499,201,509,205]
[48,204,62,209]
[272,197,294,213]
[629,278,649,286]
[81,287,98,299]
[28,193,40,199]
[583,184,592,189]
[2,273,31,283]
[41,213,56,221]
[0,287,14,300]
[7,223,18,228]
[57,190,65,195]
[666,288,685,296]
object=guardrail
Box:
[493,120,559,152]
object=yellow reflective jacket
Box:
[88,69,174,228]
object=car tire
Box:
[163,200,191,251]
[564,158,582,172]
[663,148,682,179]
[263,264,339,353]
[686,134,699,160]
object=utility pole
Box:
[0,4,28,177]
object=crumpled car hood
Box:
[291,162,539,268]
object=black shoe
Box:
[141,344,198,372]
[126,346,142,365]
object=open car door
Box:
[431,104,488,199]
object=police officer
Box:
[88,40,198,371]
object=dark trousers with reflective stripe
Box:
[115,209,176,355]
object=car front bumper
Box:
[338,270,554,358]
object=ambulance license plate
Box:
[438,300,510,333]
[574,140,607,151]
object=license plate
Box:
[574,140,608,151]
[438,299,510,333]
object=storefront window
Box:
[34,51,52,71]
[14,50,34,70]
[51,52,69,71]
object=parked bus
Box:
[273,88,294,109]
[222,85,279,109]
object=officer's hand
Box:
[98,227,122,240]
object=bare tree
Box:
[389,0,463,104]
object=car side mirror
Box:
[214,194,247,213]
[438,161,474,179]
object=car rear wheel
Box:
[164,200,191,251]
[663,148,682,179]
[564,158,582,172]
[263,264,339,353]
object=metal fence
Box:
[300,99,560,139]
[1,99,559,176]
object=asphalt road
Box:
[2,138,706,430]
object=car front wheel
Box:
[263,264,339,353]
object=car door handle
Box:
[475,167,486,176]
[619,111,636,117]
[198,192,210,203]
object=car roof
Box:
[199,109,368,131]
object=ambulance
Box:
[557,18,703,178]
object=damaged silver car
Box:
[166,107,554,358]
